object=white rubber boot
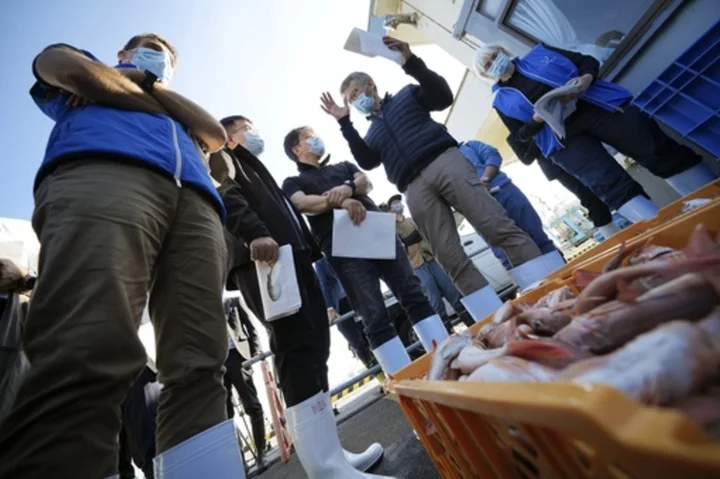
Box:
[323,393,385,472]
[617,195,659,223]
[285,392,396,479]
[344,444,384,472]
[153,420,245,479]
[666,163,717,196]
[509,250,565,292]
[412,314,449,351]
[371,336,411,376]
[460,285,503,323]
[597,221,621,240]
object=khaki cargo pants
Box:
[0,160,229,479]
[406,147,541,295]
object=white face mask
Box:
[131,47,174,84]
[243,131,265,156]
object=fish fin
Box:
[685,225,719,259]
[615,278,641,302]
[573,270,601,290]
[506,339,573,361]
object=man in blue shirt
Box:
[313,258,373,367]
[0,34,240,478]
[459,140,557,269]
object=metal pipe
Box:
[328,340,424,397]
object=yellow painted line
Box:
[330,374,382,403]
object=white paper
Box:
[533,83,581,139]
[255,245,302,321]
[331,210,396,260]
[343,27,404,65]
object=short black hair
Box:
[388,194,402,206]
[124,33,177,65]
[220,115,252,130]
[283,126,309,162]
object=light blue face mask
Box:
[390,203,403,214]
[353,92,376,115]
[487,52,511,79]
[244,131,265,157]
[132,47,174,84]
[307,137,325,157]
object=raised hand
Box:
[383,36,412,64]
[320,92,350,120]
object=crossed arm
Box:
[34,45,226,151]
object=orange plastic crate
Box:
[396,381,720,479]
[388,201,720,478]
[545,179,720,283]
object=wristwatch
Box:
[343,179,357,196]
[140,71,159,94]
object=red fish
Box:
[452,338,590,374]
[563,307,720,405]
[556,273,720,354]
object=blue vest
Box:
[492,44,632,158]
[32,49,225,220]
[364,85,456,191]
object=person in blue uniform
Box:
[459,139,556,270]
[474,43,717,223]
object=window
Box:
[502,0,658,62]
[477,0,505,19]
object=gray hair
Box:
[340,72,372,95]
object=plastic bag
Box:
[0,291,30,425]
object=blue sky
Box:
[0,0,465,221]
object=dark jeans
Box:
[551,161,614,227]
[550,104,701,210]
[488,182,556,269]
[414,259,463,322]
[223,348,266,454]
[328,238,436,349]
[121,367,159,479]
[335,297,372,364]
[231,251,330,408]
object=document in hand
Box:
[332,210,397,260]
[256,244,302,321]
[343,27,404,65]
[533,83,581,139]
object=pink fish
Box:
[452,338,589,374]
[466,357,558,382]
[426,332,474,381]
[556,273,720,354]
[563,307,720,405]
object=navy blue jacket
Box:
[338,55,456,192]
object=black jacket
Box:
[210,146,321,279]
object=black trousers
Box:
[120,367,158,479]
[550,104,702,210]
[224,349,263,420]
[231,251,331,408]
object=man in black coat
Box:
[211,116,387,478]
